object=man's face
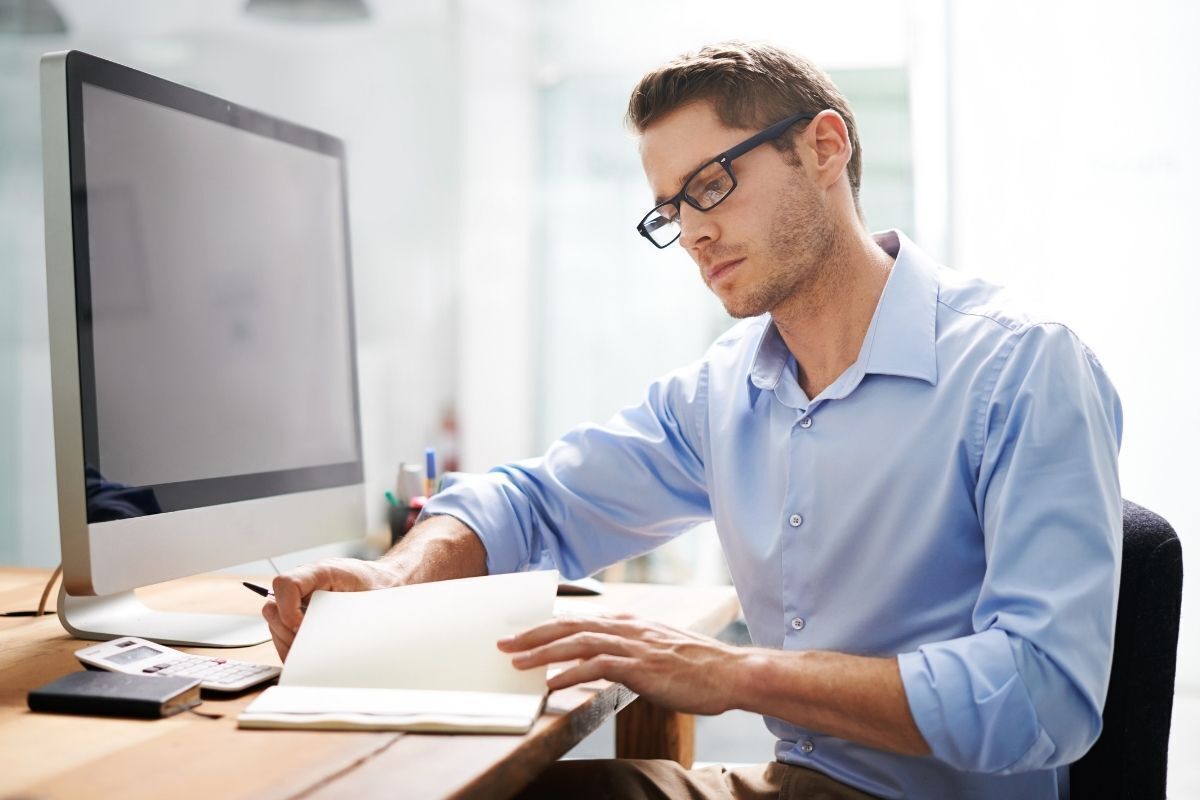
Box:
[639,102,838,318]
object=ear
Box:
[803,109,852,192]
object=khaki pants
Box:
[519,759,879,800]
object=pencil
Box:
[243,581,307,611]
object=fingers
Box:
[510,631,635,669]
[270,559,369,630]
[496,611,732,715]
[271,570,317,630]
[545,654,635,691]
[498,614,644,653]
[263,557,397,658]
[262,599,294,662]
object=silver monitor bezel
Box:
[41,50,367,599]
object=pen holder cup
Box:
[388,497,425,547]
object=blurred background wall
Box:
[1,0,1195,789]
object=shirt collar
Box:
[748,229,940,394]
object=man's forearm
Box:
[379,514,488,584]
[733,648,930,757]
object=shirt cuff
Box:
[419,472,529,575]
[898,629,1050,773]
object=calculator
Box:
[75,637,281,693]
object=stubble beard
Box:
[720,172,841,320]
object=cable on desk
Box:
[37,563,61,616]
[0,564,62,617]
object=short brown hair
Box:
[626,41,862,204]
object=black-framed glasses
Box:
[635,111,816,249]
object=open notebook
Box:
[238,570,558,733]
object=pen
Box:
[424,447,437,498]
[243,581,307,611]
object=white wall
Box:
[453,0,539,471]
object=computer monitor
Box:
[40,50,366,647]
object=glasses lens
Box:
[684,161,734,210]
[640,203,681,248]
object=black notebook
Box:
[28,671,202,719]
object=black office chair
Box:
[1070,500,1183,799]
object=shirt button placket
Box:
[789,409,813,645]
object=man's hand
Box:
[262,557,401,661]
[497,613,743,716]
[262,515,488,662]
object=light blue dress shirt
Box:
[423,230,1122,799]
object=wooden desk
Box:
[0,568,739,800]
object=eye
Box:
[686,164,733,208]
[701,180,725,201]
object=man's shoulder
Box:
[931,264,1105,382]
[933,264,1080,344]
[935,266,1031,333]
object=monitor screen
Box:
[70,68,362,520]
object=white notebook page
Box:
[279,570,558,696]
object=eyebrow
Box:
[654,155,713,206]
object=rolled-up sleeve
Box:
[421,362,712,578]
[898,322,1123,773]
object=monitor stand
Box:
[57,582,271,648]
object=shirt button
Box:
[790,617,806,631]
[800,739,815,754]
[789,514,803,527]
[799,416,813,429]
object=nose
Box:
[677,202,718,253]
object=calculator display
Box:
[105,645,160,665]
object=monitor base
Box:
[57,582,271,648]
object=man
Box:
[265,42,1122,799]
